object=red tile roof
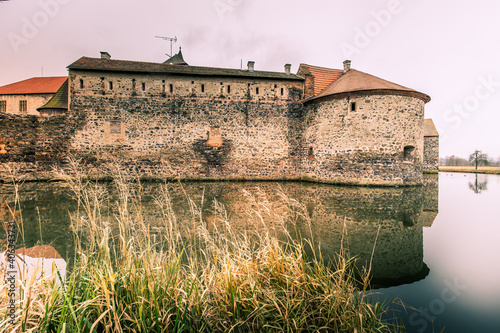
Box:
[298,64,344,96]
[0,77,68,95]
[312,69,431,103]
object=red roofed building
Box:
[0,77,68,116]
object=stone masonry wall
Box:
[423,136,439,172]
[0,112,86,180]
[303,94,425,185]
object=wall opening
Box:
[256,87,259,95]
[350,102,356,111]
[281,88,284,96]
[109,81,113,90]
[201,84,205,93]
[169,84,173,93]
[79,79,84,89]
[227,85,231,94]
[403,145,415,162]
[141,83,146,91]
[308,146,314,160]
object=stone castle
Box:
[0,50,439,185]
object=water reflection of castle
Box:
[168,175,439,288]
[0,175,439,288]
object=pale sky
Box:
[1,0,499,159]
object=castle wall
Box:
[303,94,425,185]
[423,136,439,172]
[68,70,306,180]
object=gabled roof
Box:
[37,79,68,111]
[298,64,344,96]
[163,49,188,65]
[423,119,439,137]
[68,57,304,81]
[311,69,430,103]
[0,77,68,95]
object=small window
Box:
[191,81,195,84]
[280,88,284,96]
[256,87,259,94]
[0,101,6,112]
[142,83,146,91]
[79,79,84,89]
[201,84,205,93]
[403,145,415,162]
[350,102,356,111]
[169,84,173,93]
[308,146,314,160]
[109,81,113,90]
[227,85,231,94]
[19,100,27,112]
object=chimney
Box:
[100,51,111,60]
[284,64,291,74]
[343,60,351,73]
[247,61,255,71]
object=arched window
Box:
[403,145,415,162]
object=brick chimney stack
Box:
[284,64,291,74]
[247,61,255,71]
[343,60,351,73]
[100,52,111,60]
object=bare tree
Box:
[469,150,488,170]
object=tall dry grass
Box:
[1,159,403,332]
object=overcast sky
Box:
[1,0,499,159]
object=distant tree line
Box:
[440,151,500,167]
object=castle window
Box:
[109,81,113,90]
[403,145,415,162]
[142,83,146,91]
[256,87,259,94]
[227,85,231,94]
[350,102,356,111]
[308,146,314,160]
[169,84,173,93]
[79,79,84,89]
[281,88,284,96]
[0,101,6,112]
[191,81,195,84]
[19,100,27,113]
[201,84,205,93]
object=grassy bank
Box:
[1,163,403,332]
[439,165,500,174]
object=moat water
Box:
[0,173,499,332]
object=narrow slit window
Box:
[256,87,259,94]
[142,83,146,91]
[308,146,314,160]
[201,84,205,93]
[351,102,356,111]
[109,81,113,90]
[169,84,173,93]
[280,88,284,96]
[227,85,231,94]
[79,79,84,89]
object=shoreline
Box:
[439,166,500,175]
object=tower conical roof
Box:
[163,48,188,65]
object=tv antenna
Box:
[155,36,177,57]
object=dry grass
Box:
[0,159,403,332]
[439,165,500,174]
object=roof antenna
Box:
[155,36,177,57]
